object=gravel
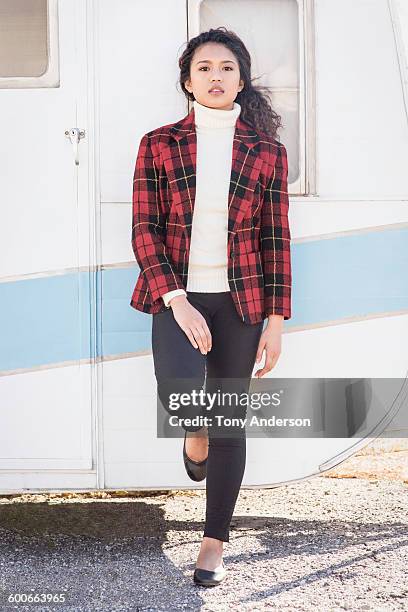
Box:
[0,476,407,611]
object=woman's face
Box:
[184,42,244,110]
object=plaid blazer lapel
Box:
[163,106,263,253]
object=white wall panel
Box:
[315,0,408,198]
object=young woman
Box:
[131,27,292,587]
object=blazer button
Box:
[231,250,235,259]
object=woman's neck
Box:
[193,99,241,129]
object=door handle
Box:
[65,128,85,166]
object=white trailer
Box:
[0,0,407,493]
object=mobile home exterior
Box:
[1,0,407,493]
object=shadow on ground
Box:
[0,495,407,610]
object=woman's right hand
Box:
[169,295,212,354]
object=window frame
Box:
[187,0,316,196]
[0,0,60,88]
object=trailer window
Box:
[0,0,59,87]
[188,0,313,194]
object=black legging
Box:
[152,291,263,542]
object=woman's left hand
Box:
[254,317,283,378]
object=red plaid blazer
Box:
[130,107,292,325]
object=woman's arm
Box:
[131,133,185,304]
[255,142,292,377]
[260,141,292,321]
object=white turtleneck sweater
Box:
[162,99,241,307]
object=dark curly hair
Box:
[178,27,283,140]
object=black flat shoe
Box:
[183,430,208,482]
[193,563,227,587]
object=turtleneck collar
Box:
[193,99,241,129]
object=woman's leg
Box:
[203,430,246,542]
[198,294,263,564]
[151,303,211,433]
